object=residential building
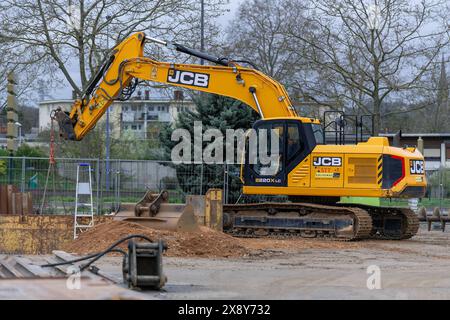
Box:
[38,90,195,139]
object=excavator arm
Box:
[56,32,302,141]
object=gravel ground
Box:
[2,222,450,299]
[92,223,450,300]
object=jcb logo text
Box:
[167,69,210,88]
[313,157,342,167]
[410,160,424,174]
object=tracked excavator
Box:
[54,32,426,241]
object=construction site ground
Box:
[2,222,450,300]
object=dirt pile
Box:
[62,221,377,259]
[62,220,251,258]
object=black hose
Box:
[78,234,153,271]
[41,234,154,269]
[231,60,259,70]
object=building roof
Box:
[380,133,450,138]
[39,98,193,106]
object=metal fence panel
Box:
[1,156,448,215]
[0,157,232,214]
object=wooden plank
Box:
[0,185,8,214]
[25,193,33,215]
[0,260,24,278]
[14,257,50,278]
[52,250,82,263]
[13,193,23,215]
[43,257,71,276]
[7,186,13,214]
[52,250,121,284]
[6,185,18,214]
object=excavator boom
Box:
[58,32,305,141]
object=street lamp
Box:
[15,122,22,146]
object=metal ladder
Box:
[74,163,94,239]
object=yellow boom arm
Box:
[62,32,302,141]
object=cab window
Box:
[287,124,302,161]
[312,124,324,145]
[251,122,284,176]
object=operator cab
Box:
[242,118,321,187]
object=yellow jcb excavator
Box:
[54,32,426,240]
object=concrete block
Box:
[7,83,16,95]
[7,111,18,122]
[7,138,17,152]
[7,95,17,109]
[7,122,18,138]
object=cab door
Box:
[243,120,286,187]
[243,119,313,187]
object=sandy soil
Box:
[88,223,450,300]
[4,222,450,299]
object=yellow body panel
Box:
[246,137,426,198]
[311,153,344,188]
[287,156,311,188]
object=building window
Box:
[148,106,154,112]
[123,106,128,111]
[131,125,137,130]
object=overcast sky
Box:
[45,0,242,101]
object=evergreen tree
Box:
[160,93,258,201]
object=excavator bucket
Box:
[114,190,200,232]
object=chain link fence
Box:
[0,156,236,215]
[381,167,449,214]
[1,156,448,215]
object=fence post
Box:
[200,163,204,195]
[223,163,228,204]
[155,161,159,192]
[21,156,25,192]
[8,154,13,184]
[116,159,121,210]
[96,158,101,215]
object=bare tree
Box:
[0,0,227,99]
[0,34,58,111]
[225,0,308,84]
[289,0,450,134]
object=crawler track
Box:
[341,204,420,240]
[223,202,419,241]
[223,202,372,241]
